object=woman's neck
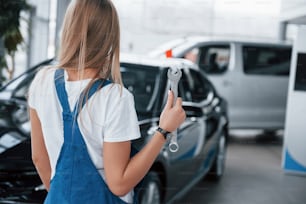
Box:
[65,68,99,81]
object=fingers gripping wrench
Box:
[167,67,182,153]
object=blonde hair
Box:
[55,0,122,130]
[58,0,122,86]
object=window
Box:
[243,45,292,76]
[183,48,199,64]
[121,64,159,112]
[197,45,230,74]
[294,53,306,91]
[177,69,211,103]
[178,70,192,102]
[188,69,211,103]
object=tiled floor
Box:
[177,131,306,204]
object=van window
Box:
[197,45,230,74]
[243,46,292,76]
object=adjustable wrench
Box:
[167,67,182,153]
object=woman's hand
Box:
[103,90,186,196]
[159,90,186,132]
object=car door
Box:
[186,69,222,173]
[165,68,206,194]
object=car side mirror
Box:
[183,104,204,117]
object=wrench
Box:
[167,67,182,152]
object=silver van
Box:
[149,36,292,131]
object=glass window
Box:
[176,69,212,103]
[178,70,192,102]
[294,53,306,91]
[243,45,292,76]
[197,45,230,74]
[183,48,199,64]
[121,64,159,112]
[188,69,211,103]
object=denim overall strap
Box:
[72,76,111,117]
[44,69,127,204]
[54,68,112,116]
[54,68,71,121]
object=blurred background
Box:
[0,0,301,82]
[1,1,306,204]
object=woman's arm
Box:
[29,108,51,191]
[103,91,186,196]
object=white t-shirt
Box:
[28,68,141,203]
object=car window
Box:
[121,64,160,113]
[243,45,292,76]
[178,69,212,103]
[188,69,211,102]
[178,70,192,102]
[196,45,230,74]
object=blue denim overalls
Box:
[44,69,127,204]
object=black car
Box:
[0,55,228,204]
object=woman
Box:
[28,0,185,203]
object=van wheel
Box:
[208,130,227,181]
[138,171,162,204]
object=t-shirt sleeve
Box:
[28,68,45,109]
[104,88,141,142]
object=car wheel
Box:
[138,171,162,204]
[208,129,227,181]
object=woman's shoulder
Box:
[28,66,58,107]
[95,83,135,107]
[29,66,58,93]
[104,83,133,99]
[33,66,57,82]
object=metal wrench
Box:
[167,67,182,152]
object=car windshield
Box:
[121,64,160,113]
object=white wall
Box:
[113,0,282,54]
[279,0,306,47]
[282,25,306,175]
[13,0,285,77]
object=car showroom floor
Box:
[177,130,306,204]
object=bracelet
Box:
[156,127,171,140]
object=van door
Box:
[183,43,240,129]
[236,43,291,129]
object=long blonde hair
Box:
[58,0,122,86]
